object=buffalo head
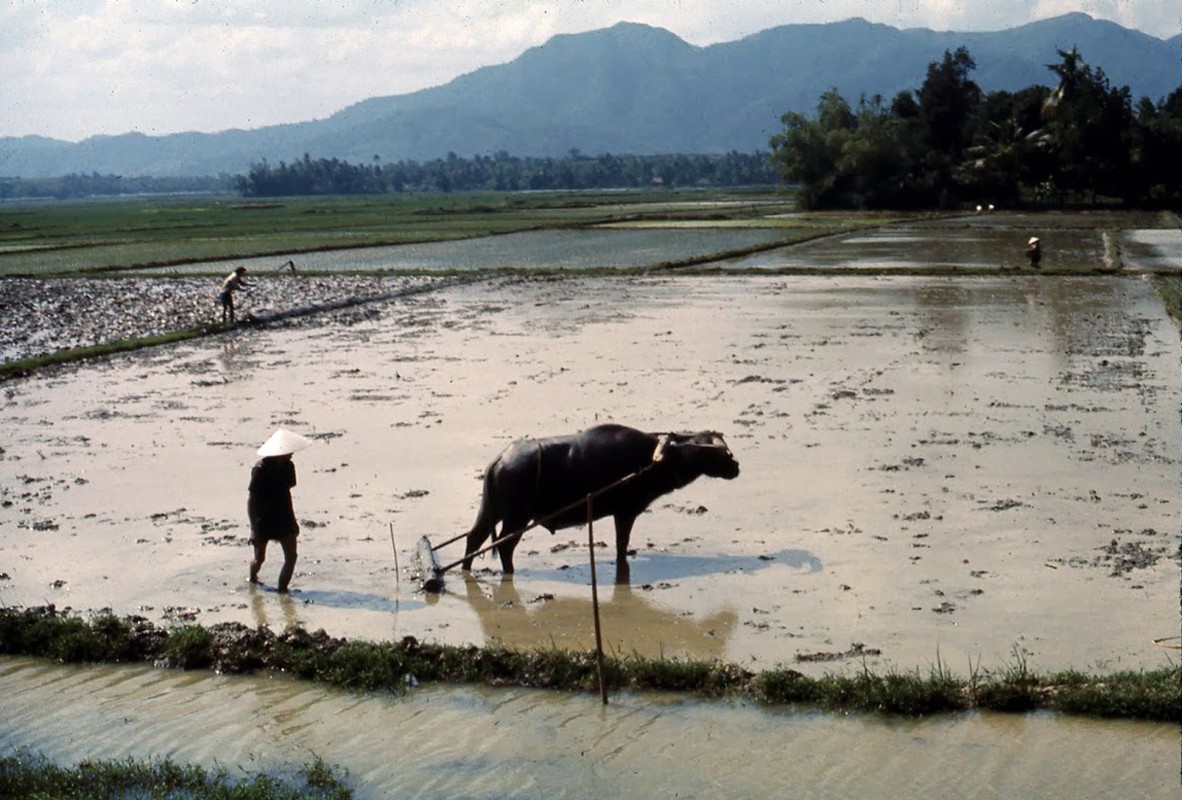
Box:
[659,431,740,480]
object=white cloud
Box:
[0,0,1175,141]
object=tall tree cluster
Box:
[235,150,777,197]
[769,46,1182,209]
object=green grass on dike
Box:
[0,606,1177,722]
[0,751,352,800]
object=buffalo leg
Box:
[613,558,631,586]
[462,469,500,571]
[497,513,530,574]
[461,522,492,571]
[613,514,637,565]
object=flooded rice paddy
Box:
[1,212,1180,797]
[720,224,1100,270]
[2,655,1178,799]
[147,227,791,275]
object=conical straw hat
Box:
[257,428,313,457]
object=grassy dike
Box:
[1,606,1177,722]
[0,326,218,379]
[0,752,352,800]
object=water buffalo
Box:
[460,423,740,576]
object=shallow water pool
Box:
[1,656,1177,800]
[145,227,790,274]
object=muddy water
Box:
[2,656,1177,799]
[1,274,1177,678]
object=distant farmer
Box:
[1025,236,1042,268]
[248,428,312,593]
[218,266,252,322]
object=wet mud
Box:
[0,274,443,364]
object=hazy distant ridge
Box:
[2,13,1177,178]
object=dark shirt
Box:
[248,457,298,540]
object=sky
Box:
[2,0,1179,142]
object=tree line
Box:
[769,46,1182,210]
[0,173,234,201]
[234,150,778,196]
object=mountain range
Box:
[2,12,1179,179]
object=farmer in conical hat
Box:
[1025,236,1042,268]
[248,429,312,593]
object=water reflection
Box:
[249,584,302,630]
[460,572,740,660]
[723,225,1104,271]
[458,545,822,660]
[453,548,819,659]
[145,228,788,275]
[217,335,242,376]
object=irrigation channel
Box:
[2,655,1178,799]
[2,210,1180,797]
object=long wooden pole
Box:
[389,522,400,587]
[587,495,608,705]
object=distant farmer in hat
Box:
[248,428,312,593]
[1025,236,1042,268]
[218,266,252,323]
